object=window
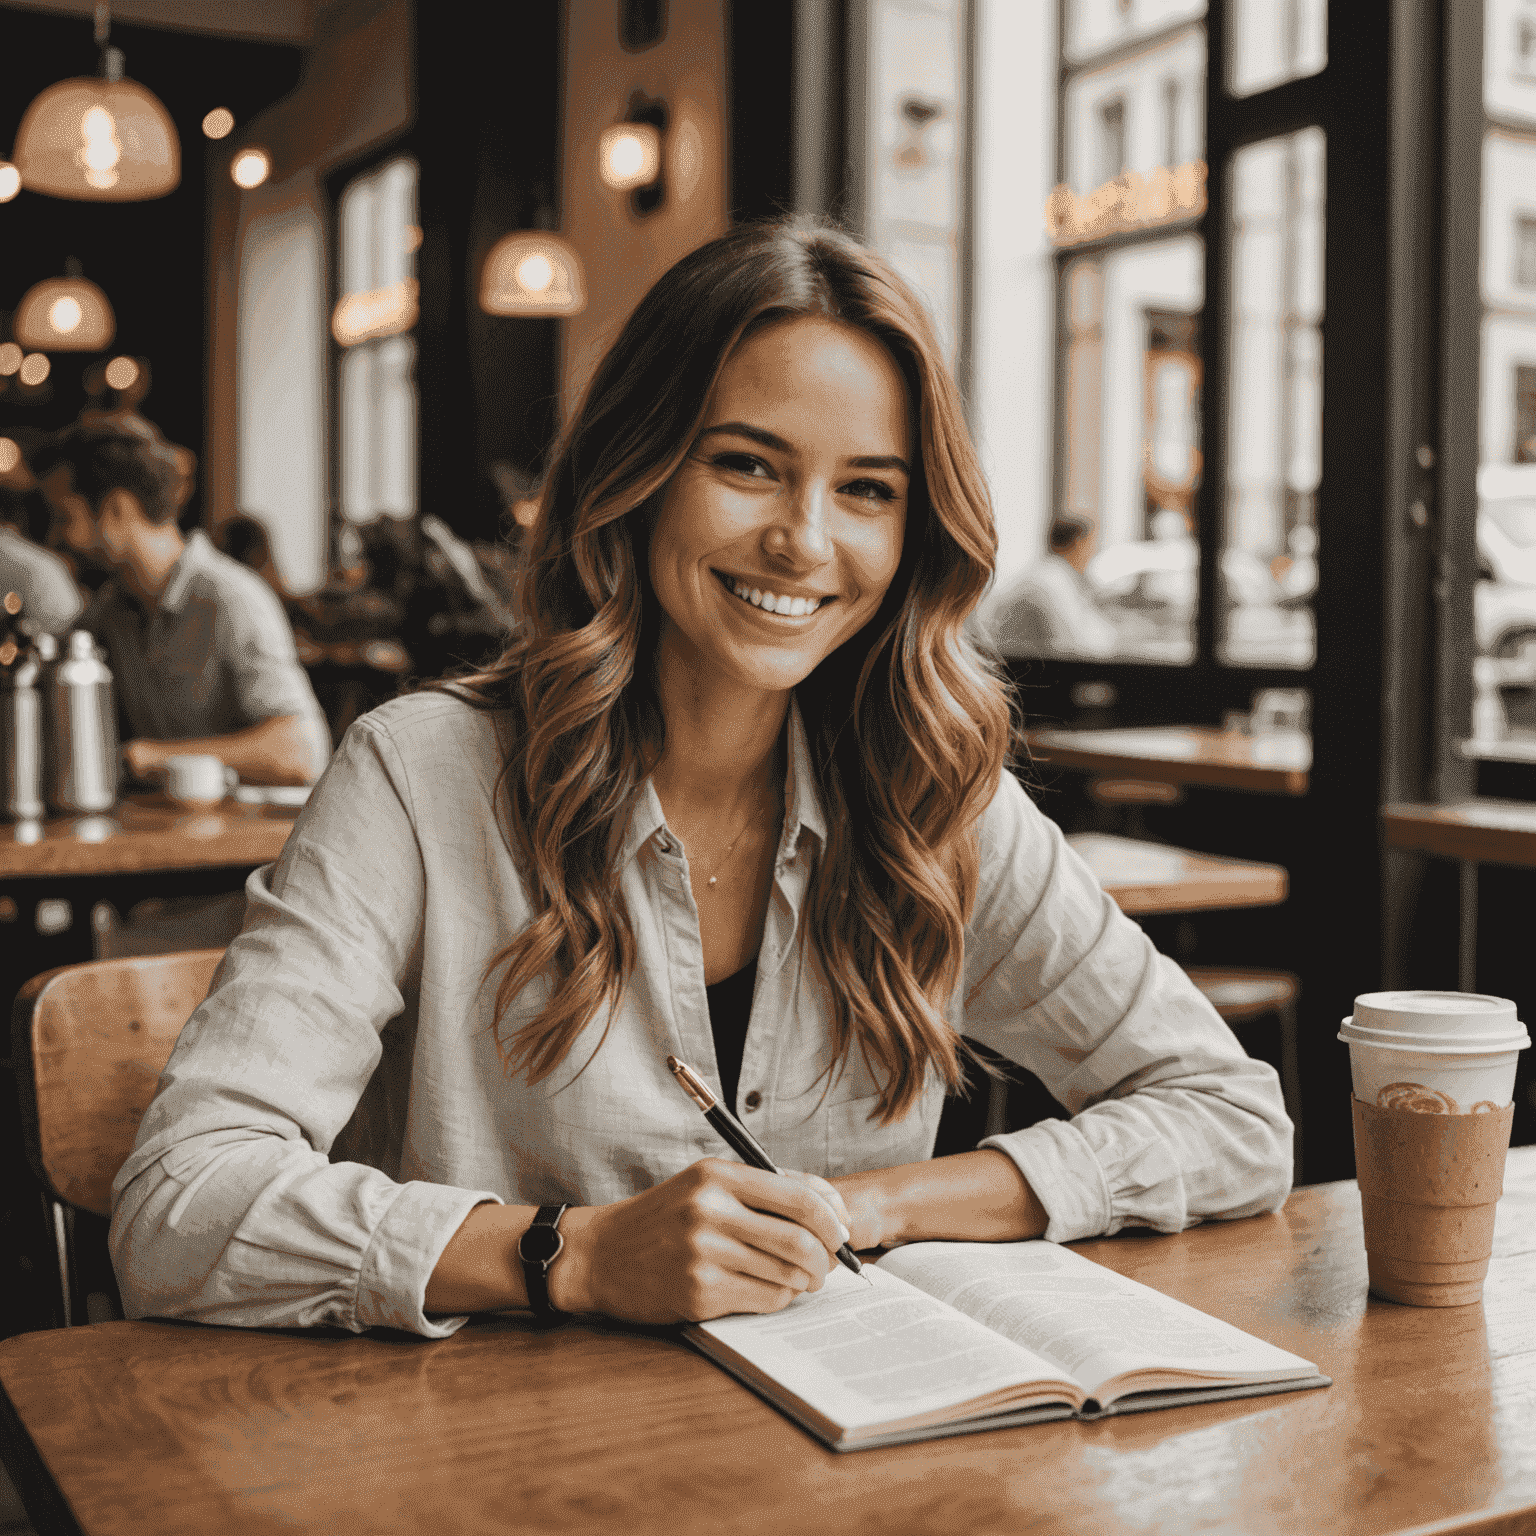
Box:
[1220,127,1324,667]
[334,157,419,526]
[1472,6,1536,753]
[1098,96,1127,184]
[855,0,968,371]
[1227,0,1327,98]
[1044,7,1208,664]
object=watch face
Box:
[518,1223,564,1267]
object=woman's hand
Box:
[550,1158,852,1324]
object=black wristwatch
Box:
[517,1204,569,1325]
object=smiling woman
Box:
[109,219,1293,1341]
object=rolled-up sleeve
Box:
[108,715,500,1337]
[961,772,1293,1242]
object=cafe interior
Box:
[0,1,1534,1532]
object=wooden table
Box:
[0,796,300,881]
[1,1149,1531,1536]
[1383,799,1536,991]
[1067,831,1289,915]
[1026,725,1311,796]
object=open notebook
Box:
[686,1240,1328,1451]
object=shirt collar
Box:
[156,529,212,616]
[618,692,829,869]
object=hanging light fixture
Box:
[479,233,587,317]
[12,1,180,202]
[13,261,116,352]
[0,163,19,203]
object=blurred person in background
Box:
[31,417,330,787]
[990,515,1119,660]
[214,512,288,598]
[1,427,84,637]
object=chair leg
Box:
[1277,1000,1303,1184]
[47,1197,72,1329]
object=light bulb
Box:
[0,163,18,202]
[598,123,663,191]
[231,148,271,189]
[104,355,140,390]
[515,253,554,293]
[0,438,19,474]
[19,354,51,387]
[202,107,234,140]
[0,343,21,376]
[50,296,84,333]
[79,105,123,189]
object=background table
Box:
[1026,725,1311,797]
[0,795,300,881]
[1067,831,1289,915]
[2,1148,1531,1536]
[1382,799,1536,991]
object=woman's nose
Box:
[768,482,833,564]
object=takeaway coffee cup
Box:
[163,754,236,808]
[1341,991,1530,1306]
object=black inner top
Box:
[705,957,758,1112]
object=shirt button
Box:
[743,1091,762,1111]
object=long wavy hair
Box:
[444,219,1015,1123]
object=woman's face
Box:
[649,315,912,699]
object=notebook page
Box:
[878,1241,1317,1402]
[690,1262,1080,1432]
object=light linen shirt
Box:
[110,691,1292,1339]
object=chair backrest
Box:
[10,949,225,1218]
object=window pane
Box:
[1227,0,1326,98]
[861,0,966,368]
[1064,0,1205,66]
[1473,2,1536,760]
[1220,126,1324,668]
[339,344,375,523]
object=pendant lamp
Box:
[12,2,180,202]
[479,233,586,317]
[14,261,116,352]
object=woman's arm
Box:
[832,1149,1050,1252]
[425,1160,852,1323]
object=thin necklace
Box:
[697,792,780,890]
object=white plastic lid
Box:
[1340,990,1529,1052]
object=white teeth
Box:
[724,576,824,616]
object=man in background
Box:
[990,515,1121,660]
[0,429,84,637]
[31,417,330,787]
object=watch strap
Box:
[518,1203,568,1325]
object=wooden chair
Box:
[9,949,225,1328]
[1184,965,1302,1175]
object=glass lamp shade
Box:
[13,276,116,351]
[479,233,587,316]
[13,76,180,201]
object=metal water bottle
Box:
[1,627,47,821]
[44,629,120,814]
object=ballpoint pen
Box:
[667,1054,869,1282]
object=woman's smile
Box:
[712,567,837,619]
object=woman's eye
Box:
[713,452,771,478]
[843,478,898,504]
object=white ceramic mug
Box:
[163,754,237,807]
